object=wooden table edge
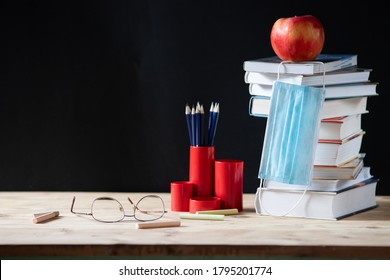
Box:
[1,244,390,259]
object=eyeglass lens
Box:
[134,195,165,221]
[92,197,125,223]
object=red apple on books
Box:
[270,15,325,62]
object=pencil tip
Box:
[185,105,191,114]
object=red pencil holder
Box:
[189,196,221,214]
[189,146,215,197]
[215,159,244,211]
[170,181,193,212]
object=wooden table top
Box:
[1,191,390,258]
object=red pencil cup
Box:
[189,196,220,214]
[189,146,215,197]
[214,159,244,212]
[170,181,193,212]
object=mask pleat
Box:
[258,81,325,186]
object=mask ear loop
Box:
[256,61,326,217]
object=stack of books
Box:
[243,54,380,220]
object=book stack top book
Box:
[244,54,379,220]
[243,54,358,75]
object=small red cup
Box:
[189,196,220,214]
[170,181,193,212]
[214,159,244,211]
[189,146,215,197]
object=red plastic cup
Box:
[189,146,215,197]
[214,159,244,212]
[189,196,220,214]
[170,181,193,212]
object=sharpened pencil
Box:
[209,102,220,146]
[191,106,195,147]
[207,102,214,146]
[209,103,219,146]
[186,101,219,147]
[200,104,205,146]
[195,102,201,146]
[185,104,192,146]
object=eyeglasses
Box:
[70,195,167,223]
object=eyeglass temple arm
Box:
[70,196,93,216]
[127,197,167,214]
[127,197,145,212]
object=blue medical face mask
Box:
[258,81,325,186]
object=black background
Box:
[1,1,388,195]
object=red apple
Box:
[270,15,325,62]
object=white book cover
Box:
[265,166,372,192]
[314,131,364,166]
[255,177,378,220]
[243,54,358,75]
[249,95,369,120]
[249,82,378,99]
[244,67,371,86]
[319,114,363,141]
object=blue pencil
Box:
[200,104,205,146]
[209,102,219,146]
[185,104,193,146]
[207,102,214,146]
[191,106,196,147]
[195,102,201,146]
